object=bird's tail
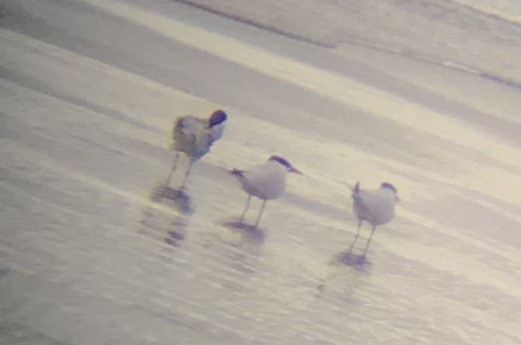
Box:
[351,181,360,199]
[230,168,244,178]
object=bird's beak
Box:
[289,167,302,175]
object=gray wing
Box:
[172,116,209,158]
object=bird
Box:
[349,181,399,256]
[230,155,302,227]
[166,109,228,187]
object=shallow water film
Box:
[1,0,520,344]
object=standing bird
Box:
[166,109,228,187]
[231,155,302,228]
[349,182,399,256]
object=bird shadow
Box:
[150,185,195,215]
[333,250,372,272]
[316,251,372,294]
[222,220,266,245]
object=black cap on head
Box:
[380,182,398,194]
[269,155,302,174]
[268,155,291,168]
[208,110,227,127]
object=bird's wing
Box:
[353,189,387,222]
[173,116,211,158]
[174,116,203,138]
[239,164,274,196]
[355,189,396,225]
[242,163,287,200]
[352,189,370,215]
[242,164,268,187]
[360,190,386,209]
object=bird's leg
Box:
[348,220,363,252]
[166,152,180,186]
[254,200,267,228]
[239,194,252,223]
[180,159,194,188]
[363,225,377,257]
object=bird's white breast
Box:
[208,122,225,145]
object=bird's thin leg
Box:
[180,159,194,188]
[254,200,267,228]
[363,225,377,257]
[166,152,180,186]
[239,194,252,223]
[348,220,363,252]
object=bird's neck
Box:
[379,188,397,200]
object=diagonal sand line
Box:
[75,0,521,174]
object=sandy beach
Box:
[1,0,520,344]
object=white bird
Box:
[349,181,399,256]
[166,109,228,187]
[231,155,302,227]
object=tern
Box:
[166,109,227,187]
[349,181,399,256]
[231,155,302,227]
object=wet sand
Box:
[0,0,520,344]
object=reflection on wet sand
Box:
[222,220,266,245]
[205,220,265,277]
[317,251,372,293]
[150,185,195,215]
[165,228,187,247]
[138,185,197,248]
[139,206,188,248]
